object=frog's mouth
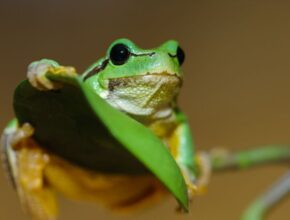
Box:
[105,72,182,117]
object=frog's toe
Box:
[195,152,212,195]
[10,123,35,149]
[179,166,198,199]
[27,59,61,91]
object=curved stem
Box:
[241,170,290,220]
[207,145,290,220]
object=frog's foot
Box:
[195,152,212,194]
[1,122,58,220]
[9,123,34,149]
[1,121,35,186]
[177,152,212,210]
[185,176,198,200]
[174,166,198,213]
[16,143,58,220]
[27,59,76,91]
[178,165,198,201]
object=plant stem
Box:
[210,145,290,171]
[208,145,290,220]
[241,170,290,220]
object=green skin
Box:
[81,38,196,175]
[1,39,196,220]
[83,38,182,119]
[4,39,290,220]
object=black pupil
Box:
[177,46,185,65]
[110,44,130,65]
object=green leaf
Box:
[13,74,188,211]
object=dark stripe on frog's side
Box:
[0,133,16,188]
[83,59,109,81]
[83,52,155,82]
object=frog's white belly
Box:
[105,74,181,117]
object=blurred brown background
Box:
[1,0,290,219]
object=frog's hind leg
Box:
[241,169,290,220]
[1,121,58,220]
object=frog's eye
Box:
[177,46,185,65]
[110,44,131,65]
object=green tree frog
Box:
[1,39,209,220]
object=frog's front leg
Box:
[27,59,77,91]
[1,120,58,220]
[168,110,211,199]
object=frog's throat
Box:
[102,73,182,118]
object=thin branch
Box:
[241,170,290,220]
[209,145,290,171]
[207,145,290,220]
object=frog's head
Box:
[82,39,185,118]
